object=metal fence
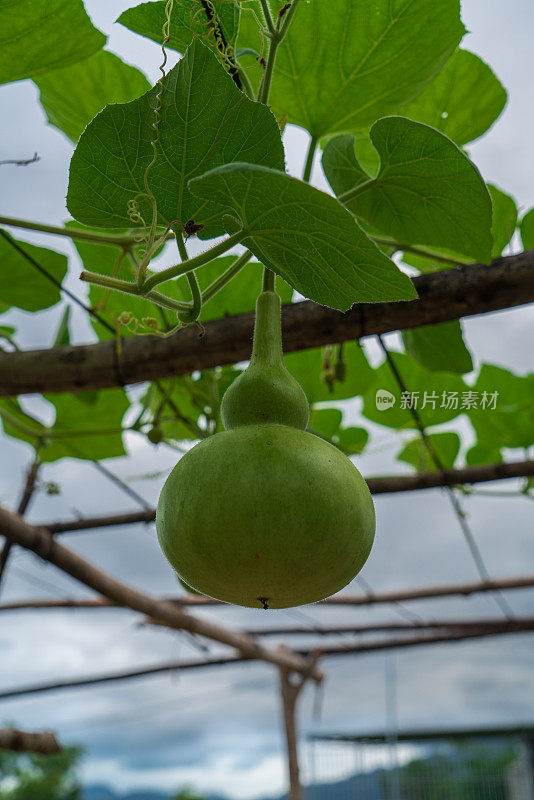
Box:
[304,728,534,800]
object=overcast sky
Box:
[0,1,533,798]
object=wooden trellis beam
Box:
[1,252,533,397]
[0,727,60,754]
[32,459,534,537]
[1,619,533,702]
[0,506,322,681]
[2,574,533,614]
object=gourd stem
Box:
[251,290,283,366]
[262,267,275,292]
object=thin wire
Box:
[375,334,515,620]
[355,576,426,626]
[91,461,152,511]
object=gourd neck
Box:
[250,291,283,367]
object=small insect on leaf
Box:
[182,219,204,240]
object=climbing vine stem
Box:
[302,135,318,183]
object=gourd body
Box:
[156,423,375,608]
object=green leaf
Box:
[41,390,130,462]
[465,442,502,467]
[175,257,292,323]
[0,231,67,311]
[362,352,467,429]
[67,39,284,236]
[141,379,202,442]
[189,163,416,309]
[400,49,506,146]
[53,306,71,347]
[285,342,374,404]
[402,321,473,375]
[337,426,369,455]
[488,184,517,258]
[118,0,240,53]
[520,208,534,250]
[309,409,369,455]
[0,325,16,347]
[238,0,465,137]
[398,431,460,471]
[0,0,105,85]
[35,50,150,142]
[309,408,343,438]
[0,389,129,462]
[467,365,534,452]
[322,117,493,264]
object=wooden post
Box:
[279,667,305,800]
[278,648,320,800]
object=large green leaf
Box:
[285,342,374,404]
[0,231,67,312]
[0,0,105,85]
[400,49,506,146]
[118,0,240,53]
[520,208,534,250]
[322,117,492,263]
[398,431,460,472]
[0,389,129,462]
[402,321,473,375]
[238,0,464,137]
[67,39,284,236]
[35,50,150,142]
[488,185,517,258]
[189,163,416,309]
[400,180,516,266]
[362,352,467,429]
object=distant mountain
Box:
[84,788,170,800]
[84,771,382,800]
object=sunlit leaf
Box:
[0,0,105,85]
[0,231,67,312]
[189,163,416,309]
[400,49,506,145]
[238,0,465,136]
[67,39,284,237]
[35,50,150,142]
[322,117,492,263]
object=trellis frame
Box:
[1,250,533,799]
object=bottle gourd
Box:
[156,290,375,608]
